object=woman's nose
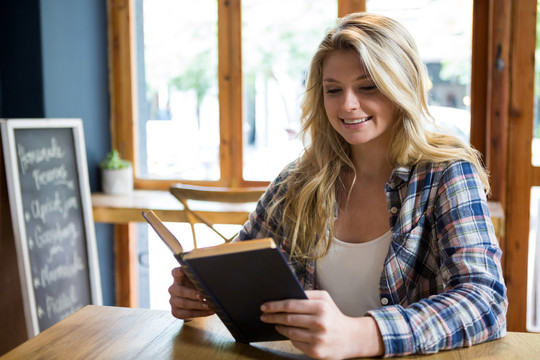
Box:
[342,89,360,111]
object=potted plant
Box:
[100,149,133,195]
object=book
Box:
[141,210,307,343]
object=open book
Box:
[142,210,307,343]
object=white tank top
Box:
[316,230,392,317]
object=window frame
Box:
[107,0,490,190]
[107,0,365,190]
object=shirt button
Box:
[381,297,389,305]
[390,207,398,214]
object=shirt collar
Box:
[387,164,412,189]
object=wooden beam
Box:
[470,0,489,158]
[338,0,366,17]
[107,0,138,308]
[485,0,511,206]
[107,0,136,166]
[532,166,540,187]
[218,0,243,187]
[506,0,537,332]
[131,178,269,191]
[114,223,138,307]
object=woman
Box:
[169,12,507,358]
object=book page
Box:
[184,238,276,259]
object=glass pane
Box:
[527,0,540,331]
[367,0,473,143]
[241,1,337,181]
[136,0,219,180]
[529,186,540,330]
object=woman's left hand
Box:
[260,290,384,359]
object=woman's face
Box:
[322,51,398,149]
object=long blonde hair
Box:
[267,12,489,262]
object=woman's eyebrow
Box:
[322,78,339,83]
[322,74,371,83]
[356,74,371,81]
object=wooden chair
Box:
[169,183,266,249]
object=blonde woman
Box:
[169,12,507,358]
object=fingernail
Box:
[260,304,267,311]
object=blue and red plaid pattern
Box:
[237,160,507,357]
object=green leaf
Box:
[100,149,131,169]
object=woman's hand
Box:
[260,290,384,359]
[168,267,215,319]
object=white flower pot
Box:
[101,166,133,195]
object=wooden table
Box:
[91,190,256,224]
[2,305,539,359]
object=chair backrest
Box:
[169,183,266,248]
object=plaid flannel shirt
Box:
[237,159,507,357]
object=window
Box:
[138,1,338,183]
[241,1,337,180]
[110,0,479,190]
[109,0,363,190]
[367,0,473,143]
[140,0,220,181]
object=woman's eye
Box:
[360,85,377,91]
[325,88,341,94]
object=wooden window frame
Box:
[107,0,366,190]
[107,0,495,190]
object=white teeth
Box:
[343,117,370,124]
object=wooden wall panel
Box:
[506,0,537,332]
[486,0,511,207]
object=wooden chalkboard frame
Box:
[1,118,102,337]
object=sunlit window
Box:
[138,0,219,181]
[241,1,337,180]
[367,0,473,143]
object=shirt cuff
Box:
[367,305,416,358]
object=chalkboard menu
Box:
[1,119,101,337]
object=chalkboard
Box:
[1,119,101,337]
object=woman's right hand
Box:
[168,267,215,319]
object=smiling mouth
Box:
[341,116,372,125]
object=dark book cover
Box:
[178,247,307,343]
